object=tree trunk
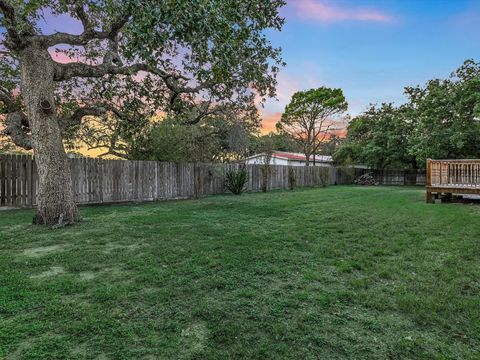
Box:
[20,46,80,226]
[305,154,310,166]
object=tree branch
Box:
[34,13,130,48]
[58,106,107,131]
[181,99,222,125]
[5,111,32,150]
[0,86,20,114]
[55,61,177,82]
[72,2,93,33]
[106,105,137,124]
[0,0,25,48]
[0,88,13,108]
[1,85,32,150]
[86,140,129,159]
[53,61,210,108]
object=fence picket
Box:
[0,154,426,208]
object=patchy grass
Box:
[0,186,479,359]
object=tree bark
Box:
[20,46,80,226]
[305,154,310,166]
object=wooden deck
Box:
[426,159,480,202]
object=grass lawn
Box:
[1,186,479,359]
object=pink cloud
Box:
[290,0,393,23]
[260,111,282,133]
[259,70,324,132]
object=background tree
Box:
[406,60,480,166]
[276,87,348,166]
[334,104,417,169]
[255,132,275,192]
[335,60,480,169]
[0,0,285,226]
[320,134,343,156]
[130,103,261,163]
[248,132,301,155]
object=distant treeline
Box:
[335,60,480,169]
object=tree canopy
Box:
[335,60,480,169]
[130,103,261,163]
[334,103,416,169]
[276,87,348,165]
[248,132,301,156]
[406,60,480,164]
[0,0,285,225]
[1,0,285,154]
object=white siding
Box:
[245,154,331,167]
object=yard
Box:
[0,186,479,359]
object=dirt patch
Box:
[181,321,209,357]
[76,267,128,282]
[6,333,68,359]
[30,266,66,279]
[61,293,89,306]
[70,343,88,357]
[79,271,96,280]
[22,244,68,258]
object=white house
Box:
[245,151,333,167]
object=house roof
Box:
[247,151,333,163]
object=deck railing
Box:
[426,159,480,189]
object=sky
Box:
[37,0,480,134]
[260,0,480,131]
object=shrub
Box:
[319,167,330,187]
[338,166,355,184]
[288,168,296,190]
[225,168,249,195]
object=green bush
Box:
[319,167,330,187]
[225,168,249,195]
[288,168,296,190]
[339,166,355,184]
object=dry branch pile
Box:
[354,173,378,186]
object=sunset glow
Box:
[33,0,480,154]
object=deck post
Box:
[426,190,433,203]
[426,159,432,203]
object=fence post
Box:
[0,155,431,208]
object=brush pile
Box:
[354,173,378,186]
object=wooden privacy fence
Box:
[0,155,36,208]
[0,154,429,208]
[333,167,426,186]
[0,154,338,208]
[426,159,480,202]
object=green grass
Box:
[1,186,479,359]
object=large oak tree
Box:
[0,0,285,226]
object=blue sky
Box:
[35,0,480,132]
[260,0,480,130]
